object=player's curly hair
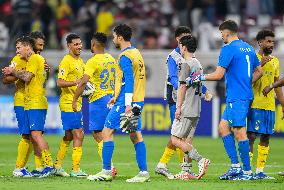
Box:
[256,29,275,41]
[92,32,107,47]
[66,33,81,44]
[175,26,191,38]
[30,31,45,41]
[219,20,238,33]
[113,24,132,41]
[180,35,197,53]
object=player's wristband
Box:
[125,93,133,106]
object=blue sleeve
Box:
[252,51,260,70]
[120,55,134,93]
[167,56,178,90]
[201,84,207,94]
[218,46,234,69]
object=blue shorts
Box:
[222,100,251,127]
[25,109,47,133]
[14,106,26,134]
[61,111,83,131]
[105,102,144,131]
[169,103,176,125]
[247,108,275,134]
[89,94,112,131]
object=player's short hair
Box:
[219,20,238,33]
[16,36,35,48]
[30,31,45,41]
[175,26,191,38]
[256,29,275,41]
[179,35,197,53]
[92,32,107,47]
[113,24,132,41]
[66,33,81,44]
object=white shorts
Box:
[171,117,199,139]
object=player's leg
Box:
[54,130,72,177]
[170,117,210,180]
[29,109,55,177]
[247,108,258,164]
[30,138,45,176]
[88,104,122,182]
[247,131,256,163]
[13,107,32,177]
[126,131,150,183]
[218,103,242,180]
[93,131,103,159]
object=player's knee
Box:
[21,134,30,140]
[92,131,102,142]
[63,131,73,141]
[170,136,178,146]
[247,132,256,142]
[73,129,84,141]
[218,122,230,137]
[233,127,247,141]
[102,128,114,141]
[129,132,143,144]
[30,131,41,142]
[260,134,270,145]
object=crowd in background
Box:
[1,0,284,51]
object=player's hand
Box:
[175,106,181,120]
[260,56,272,67]
[74,79,81,86]
[2,67,13,76]
[72,99,78,112]
[107,97,115,109]
[125,105,132,115]
[262,85,273,97]
[204,91,213,101]
[44,61,51,72]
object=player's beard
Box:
[263,47,273,55]
[114,42,120,49]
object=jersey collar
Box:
[121,46,135,52]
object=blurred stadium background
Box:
[1,0,284,136]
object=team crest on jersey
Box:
[60,68,65,76]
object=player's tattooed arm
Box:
[274,77,284,119]
[12,70,34,82]
[252,65,263,83]
[2,75,17,84]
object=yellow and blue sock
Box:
[238,140,251,171]
[72,147,82,172]
[222,134,239,165]
[102,141,114,170]
[41,149,53,167]
[134,141,147,171]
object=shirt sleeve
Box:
[58,59,69,80]
[84,59,96,77]
[178,62,190,84]
[120,55,134,93]
[252,51,260,71]
[26,55,38,75]
[218,46,234,69]
[167,56,178,90]
[275,57,280,78]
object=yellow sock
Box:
[256,145,269,171]
[72,147,82,172]
[54,140,71,169]
[97,140,103,161]
[34,155,44,170]
[16,138,31,168]
[23,141,33,166]
[176,148,184,163]
[249,152,253,165]
[41,149,53,167]
[159,147,175,164]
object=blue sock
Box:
[222,134,239,165]
[238,140,251,171]
[134,141,147,171]
[102,141,114,170]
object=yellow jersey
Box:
[251,53,280,111]
[115,47,146,103]
[58,54,84,112]
[84,53,116,103]
[10,55,27,107]
[24,54,48,110]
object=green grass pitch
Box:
[0,135,283,190]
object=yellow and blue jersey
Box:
[251,53,280,111]
[10,55,27,107]
[58,54,84,112]
[84,53,116,103]
[24,54,48,110]
[114,46,146,105]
